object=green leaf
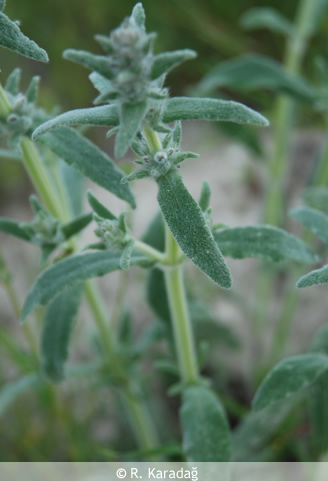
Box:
[151,50,197,79]
[195,55,315,101]
[297,264,328,288]
[131,3,146,29]
[25,76,40,104]
[115,101,148,158]
[87,190,116,220]
[61,213,93,240]
[253,354,328,411]
[89,71,112,96]
[214,225,316,263]
[0,12,48,62]
[308,371,328,457]
[0,374,42,417]
[290,206,328,245]
[5,67,21,94]
[63,49,113,79]
[21,251,154,322]
[163,96,269,126]
[41,285,83,382]
[302,186,328,213]
[240,8,293,37]
[199,180,211,212]
[0,1,6,12]
[0,217,31,241]
[180,385,231,461]
[59,161,84,216]
[310,325,328,355]
[37,127,136,208]
[120,239,135,270]
[32,105,119,140]
[157,169,232,288]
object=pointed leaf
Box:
[41,285,83,382]
[25,76,40,104]
[214,225,316,263]
[151,50,197,79]
[199,180,211,212]
[0,374,42,417]
[290,206,328,245]
[163,96,269,126]
[121,170,150,184]
[302,186,328,213]
[4,67,21,94]
[0,217,31,241]
[89,71,112,94]
[253,354,328,411]
[157,169,232,288]
[61,212,93,240]
[311,325,328,355]
[180,385,231,461]
[297,264,328,288]
[37,127,136,208]
[32,105,119,140]
[196,55,315,101]
[115,101,148,158]
[132,3,146,30]
[87,190,116,220]
[120,239,135,270]
[0,1,6,12]
[0,12,48,61]
[21,251,154,322]
[241,8,293,37]
[63,49,113,79]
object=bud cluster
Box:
[94,212,132,250]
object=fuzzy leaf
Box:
[0,374,42,417]
[4,67,21,94]
[25,76,40,104]
[21,251,154,322]
[59,162,84,217]
[89,71,112,95]
[311,325,328,355]
[87,190,116,220]
[157,169,232,288]
[214,225,316,263]
[32,105,119,140]
[0,217,31,241]
[121,170,150,184]
[196,55,315,101]
[61,213,93,239]
[297,265,328,288]
[41,285,83,382]
[151,50,197,79]
[199,180,211,212]
[0,1,5,12]
[253,354,328,411]
[132,3,146,29]
[241,8,293,36]
[302,186,328,213]
[120,239,135,270]
[180,385,231,461]
[290,206,328,245]
[163,96,269,126]
[37,127,136,208]
[115,101,148,158]
[63,49,113,79]
[0,12,48,61]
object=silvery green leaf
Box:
[290,206,328,245]
[59,161,84,216]
[253,354,328,411]
[0,374,42,417]
[120,239,135,270]
[0,0,5,12]
[240,8,293,37]
[115,101,148,158]
[94,35,114,54]
[0,217,31,241]
[25,76,40,104]
[214,225,316,263]
[0,148,21,160]
[195,55,315,101]
[87,190,117,220]
[174,151,199,165]
[311,325,328,355]
[61,212,93,240]
[0,12,48,61]
[121,170,150,184]
[151,50,197,80]
[41,285,83,382]
[63,49,114,79]
[297,265,328,288]
[40,244,57,266]
[132,3,146,30]
[157,169,232,288]
[163,96,269,126]
[84,242,106,251]
[172,121,182,145]
[4,67,21,94]
[32,105,119,140]
[20,251,154,322]
[199,180,211,212]
[89,71,112,95]
[302,186,328,213]
[94,89,118,104]
[37,127,136,208]
[180,385,231,461]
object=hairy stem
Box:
[134,240,167,263]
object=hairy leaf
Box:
[163,96,269,126]
[151,50,197,79]
[21,251,154,322]
[0,217,31,241]
[87,190,116,220]
[180,385,231,461]
[61,213,93,239]
[253,354,328,411]
[25,76,40,104]
[290,206,328,245]
[4,67,21,94]
[241,8,293,36]
[115,101,148,158]
[302,186,328,213]
[195,55,315,101]
[59,161,84,217]
[132,2,146,29]
[37,127,135,208]
[41,285,83,382]
[157,169,232,288]
[63,49,113,79]
[89,71,112,95]
[214,225,316,263]
[0,12,48,61]
[297,265,328,288]
[0,374,42,417]
[32,105,119,140]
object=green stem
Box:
[134,240,167,264]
